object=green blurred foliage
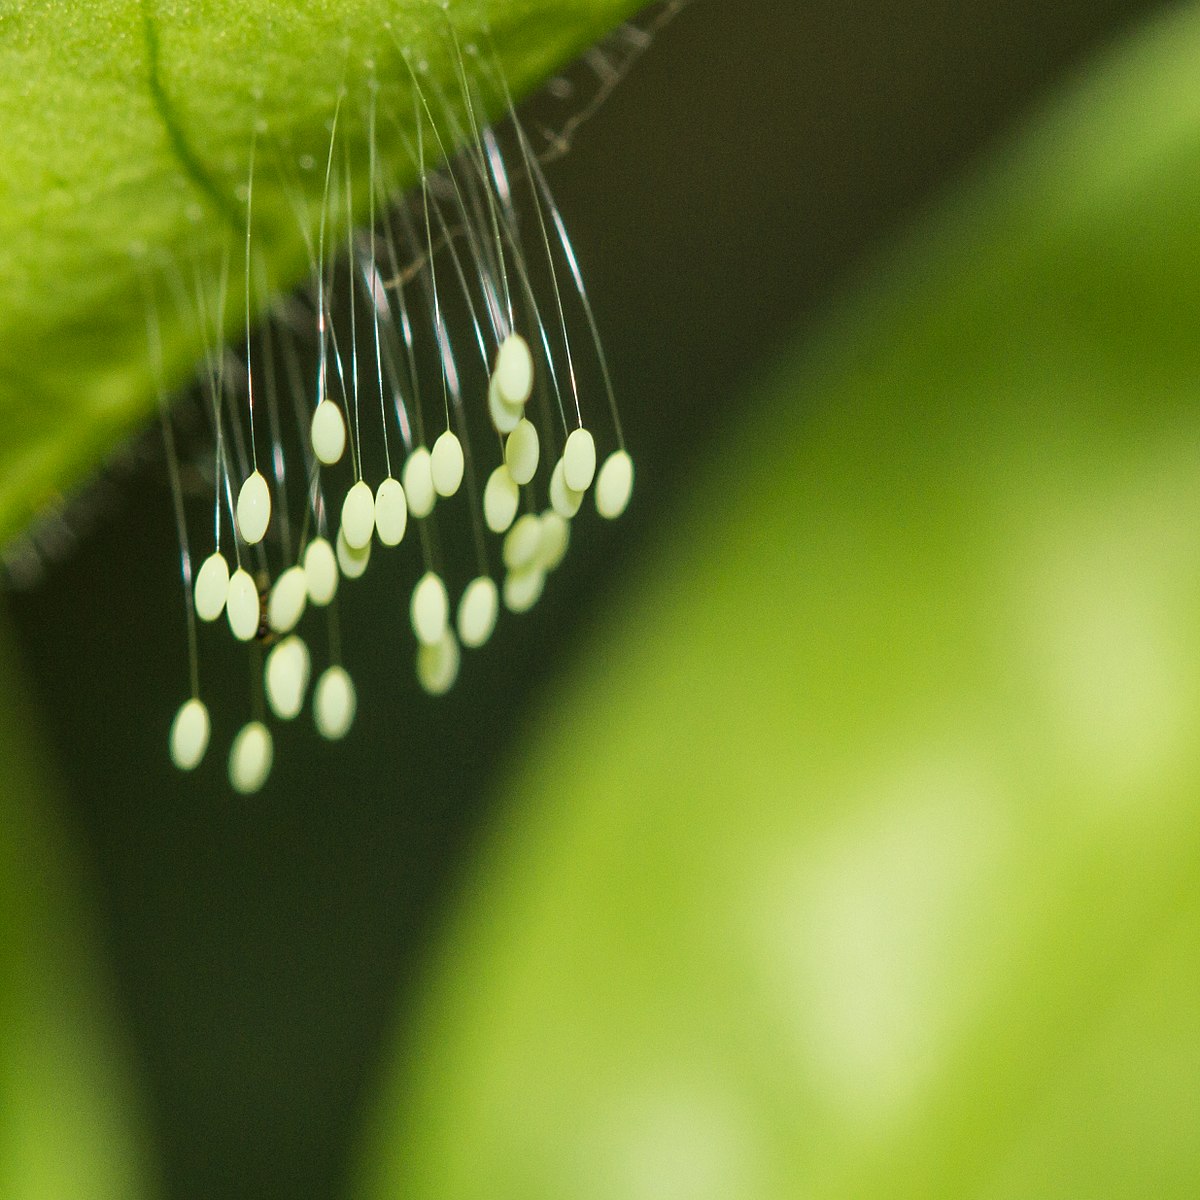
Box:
[0,625,154,1199]
[354,6,1200,1196]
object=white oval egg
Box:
[494,332,534,406]
[226,568,261,642]
[431,429,465,497]
[457,576,499,649]
[169,698,210,771]
[483,464,520,534]
[595,449,635,519]
[417,629,461,696]
[229,721,274,794]
[267,565,308,635]
[340,480,375,550]
[410,571,450,646]
[502,513,543,572]
[562,427,597,492]
[374,477,408,546]
[265,636,311,721]
[503,565,546,614]
[236,471,272,545]
[194,552,230,622]
[313,665,356,740]
[402,447,436,518]
[504,418,540,485]
[303,537,339,606]
[311,400,346,465]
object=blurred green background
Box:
[4,0,1200,1197]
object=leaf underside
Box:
[0,0,644,549]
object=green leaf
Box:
[0,0,642,546]
[0,619,156,1199]
[352,5,1200,1198]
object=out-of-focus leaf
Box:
[0,0,642,547]
[0,620,155,1199]
[352,5,1200,1197]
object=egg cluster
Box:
[159,34,634,793]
